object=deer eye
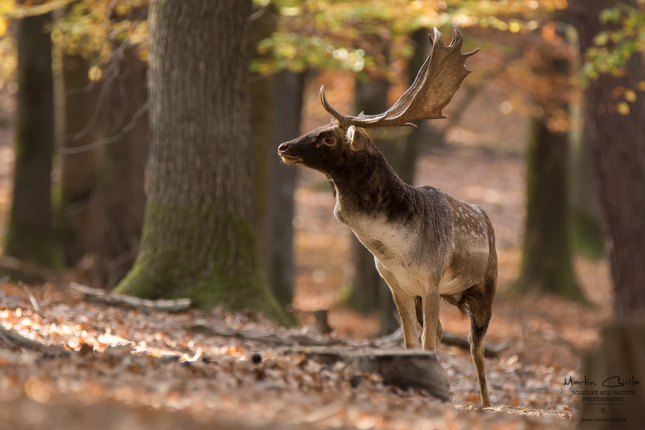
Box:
[323,136,335,146]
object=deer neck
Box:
[328,152,411,226]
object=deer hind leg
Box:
[466,283,494,408]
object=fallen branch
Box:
[0,325,46,350]
[0,255,55,283]
[188,324,346,347]
[69,283,191,313]
[376,327,508,358]
[286,347,450,401]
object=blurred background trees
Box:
[0,0,643,324]
[3,2,60,272]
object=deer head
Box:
[278,24,478,172]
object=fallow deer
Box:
[278,24,496,407]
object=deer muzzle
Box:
[278,141,303,164]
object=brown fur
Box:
[279,125,497,407]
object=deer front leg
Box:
[422,286,441,351]
[391,291,420,349]
[376,261,419,349]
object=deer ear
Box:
[346,126,367,152]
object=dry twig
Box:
[69,283,191,313]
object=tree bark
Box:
[570,0,645,316]
[250,4,277,251]
[569,102,604,260]
[265,69,305,308]
[114,0,289,325]
[94,45,148,290]
[513,30,584,300]
[398,27,430,185]
[578,318,645,429]
[4,11,61,269]
[59,53,101,266]
[515,117,582,298]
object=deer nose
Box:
[278,142,290,154]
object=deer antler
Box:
[320,24,478,129]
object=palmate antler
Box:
[320,24,478,129]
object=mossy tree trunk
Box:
[250,4,276,253]
[513,31,584,300]
[4,10,61,269]
[265,69,306,308]
[515,118,583,299]
[569,102,604,260]
[59,53,101,266]
[114,0,289,325]
[94,45,148,290]
[571,0,645,316]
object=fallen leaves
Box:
[0,281,582,430]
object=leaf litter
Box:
[0,270,601,429]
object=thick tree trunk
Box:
[515,117,582,299]
[265,69,305,307]
[577,318,645,429]
[570,0,645,316]
[250,5,276,250]
[59,54,101,266]
[4,11,61,269]
[513,30,584,300]
[569,103,604,260]
[94,46,148,290]
[114,0,288,325]
[398,28,430,185]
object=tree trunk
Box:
[347,77,390,315]
[398,27,431,185]
[570,0,645,316]
[250,4,276,251]
[513,29,584,300]
[4,11,61,269]
[577,318,645,429]
[569,102,604,260]
[515,117,582,299]
[265,69,305,308]
[59,53,101,266]
[113,0,289,325]
[94,45,148,290]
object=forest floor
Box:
[0,73,614,429]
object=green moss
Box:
[114,202,292,326]
[3,219,63,271]
[572,210,605,260]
